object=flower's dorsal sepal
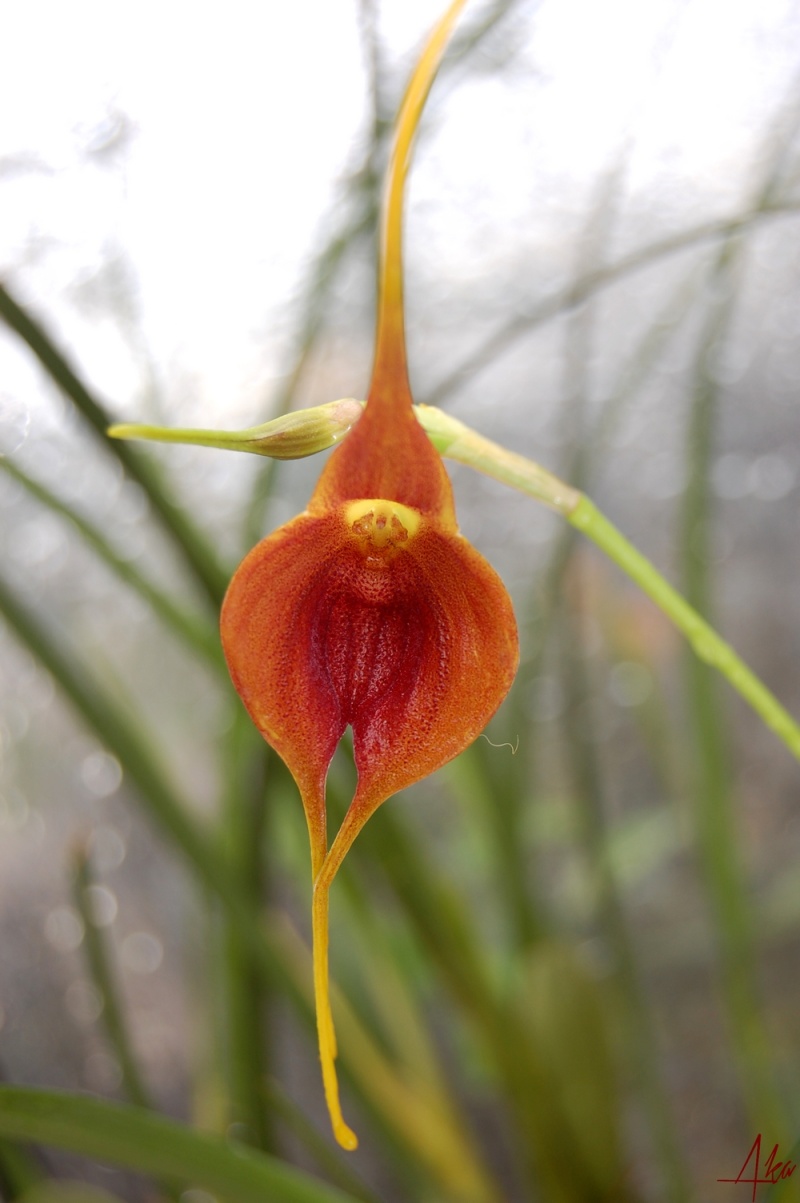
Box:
[309,381,458,527]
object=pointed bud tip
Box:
[255,398,363,459]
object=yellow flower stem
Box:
[419,404,583,513]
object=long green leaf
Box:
[425,199,800,407]
[0,1087,358,1203]
[71,850,155,1113]
[0,456,221,669]
[0,568,233,903]
[677,84,800,1149]
[0,282,228,608]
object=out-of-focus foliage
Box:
[2,2,800,1200]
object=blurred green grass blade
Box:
[680,248,792,1145]
[569,498,800,762]
[0,456,222,670]
[0,1087,359,1203]
[0,568,232,905]
[426,199,800,407]
[262,1080,382,1203]
[17,1184,125,1203]
[334,866,506,1203]
[448,744,543,950]
[71,849,154,1113]
[353,803,496,1022]
[241,160,382,548]
[72,849,182,1201]
[353,802,635,1200]
[218,711,274,1151]
[0,1137,44,1200]
[267,913,501,1203]
[678,89,800,1152]
[589,267,704,453]
[558,595,692,1203]
[0,281,229,608]
[548,159,691,1199]
[514,940,638,1203]
[0,571,300,1040]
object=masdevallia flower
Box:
[220,0,518,1149]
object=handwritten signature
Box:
[718,1134,797,1200]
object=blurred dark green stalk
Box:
[0,1088,361,1203]
[0,283,228,610]
[678,95,800,1180]
[72,849,155,1113]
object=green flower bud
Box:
[108,397,364,460]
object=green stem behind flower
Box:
[567,496,800,761]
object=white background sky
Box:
[2,0,799,437]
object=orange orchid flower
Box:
[221,0,518,1150]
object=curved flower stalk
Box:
[220,0,517,1149]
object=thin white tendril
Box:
[480,733,520,755]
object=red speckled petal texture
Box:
[220,504,518,824]
[347,524,518,810]
[220,510,347,850]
